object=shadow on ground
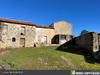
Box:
[56,44,100,64]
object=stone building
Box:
[0,18,73,48]
[49,21,74,45]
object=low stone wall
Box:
[75,32,99,54]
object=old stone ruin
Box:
[74,32,100,60]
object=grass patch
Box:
[0,45,100,70]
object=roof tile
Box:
[36,25,54,29]
[0,18,36,26]
[0,18,54,29]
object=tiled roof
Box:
[36,25,54,29]
[0,18,36,26]
[0,18,54,29]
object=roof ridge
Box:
[0,18,36,26]
[36,25,54,29]
[0,18,32,22]
[54,20,72,25]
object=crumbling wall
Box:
[75,32,99,54]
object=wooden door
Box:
[20,38,25,47]
[44,36,47,44]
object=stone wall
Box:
[75,32,99,54]
[50,21,72,35]
[0,20,73,48]
[0,22,36,48]
[35,28,55,46]
[35,21,73,47]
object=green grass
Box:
[0,45,100,70]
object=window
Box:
[61,35,66,40]
[20,27,25,35]
[2,24,8,34]
[12,37,16,42]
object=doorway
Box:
[20,38,25,47]
[44,36,47,44]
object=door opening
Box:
[20,38,25,47]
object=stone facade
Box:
[50,21,72,35]
[35,27,55,46]
[0,18,73,48]
[0,22,36,48]
[75,32,99,54]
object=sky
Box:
[0,0,100,36]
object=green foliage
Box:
[80,30,89,36]
[0,61,18,70]
[8,62,19,67]
[70,70,73,75]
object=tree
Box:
[80,30,89,35]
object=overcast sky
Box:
[0,0,100,36]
